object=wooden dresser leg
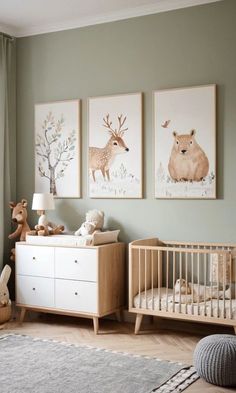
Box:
[115,309,122,322]
[233,326,236,335]
[19,308,27,324]
[135,314,143,335]
[93,317,99,335]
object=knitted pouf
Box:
[193,334,236,387]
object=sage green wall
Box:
[16,0,236,243]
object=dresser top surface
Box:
[16,241,124,250]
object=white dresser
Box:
[15,242,125,333]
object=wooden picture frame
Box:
[88,93,143,199]
[35,99,81,198]
[154,85,216,199]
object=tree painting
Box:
[35,111,76,196]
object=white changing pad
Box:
[26,229,120,247]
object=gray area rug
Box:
[0,334,198,393]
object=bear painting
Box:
[168,129,209,182]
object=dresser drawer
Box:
[55,248,97,282]
[16,245,54,277]
[16,275,54,308]
[55,279,97,313]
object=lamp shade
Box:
[32,193,55,211]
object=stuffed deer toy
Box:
[9,199,31,241]
[0,265,11,307]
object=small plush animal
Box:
[75,221,97,236]
[74,210,104,236]
[168,129,209,182]
[9,199,31,241]
[86,210,104,230]
[174,278,191,295]
[0,265,11,307]
[173,278,231,304]
[28,211,64,237]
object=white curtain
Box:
[0,33,16,270]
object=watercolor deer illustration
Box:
[89,114,129,182]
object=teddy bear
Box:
[174,278,191,295]
[28,222,65,237]
[75,221,97,236]
[27,210,64,236]
[173,278,231,304]
[75,210,104,236]
[9,199,31,242]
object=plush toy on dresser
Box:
[9,199,31,241]
[75,209,104,236]
[0,265,12,328]
[29,217,65,236]
[8,199,31,261]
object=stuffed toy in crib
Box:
[173,278,231,304]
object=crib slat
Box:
[197,249,200,316]
[151,250,154,311]
[203,249,206,316]
[185,249,188,315]
[223,253,226,318]
[191,252,194,315]
[229,252,232,319]
[179,252,182,313]
[235,253,236,319]
[210,246,213,317]
[166,250,169,312]
[173,251,176,313]
[217,253,220,318]
[138,248,141,308]
[145,249,147,309]
[158,250,161,311]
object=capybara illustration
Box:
[168,129,209,182]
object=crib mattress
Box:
[133,288,236,320]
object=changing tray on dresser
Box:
[16,241,125,334]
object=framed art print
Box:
[88,93,143,198]
[154,85,216,199]
[35,100,81,198]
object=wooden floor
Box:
[3,311,236,393]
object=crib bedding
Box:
[133,287,236,320]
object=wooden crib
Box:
[129,238,236,334]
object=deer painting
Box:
[89,114,129,182]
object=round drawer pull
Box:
[32,287,36,291]
[74,260,78,264]
[74,292,78,296]
[32,257,36,260]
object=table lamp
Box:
[32,193,55,226]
